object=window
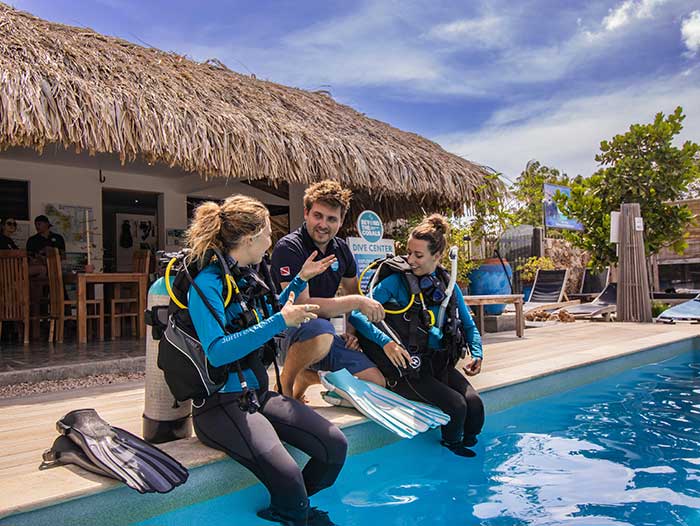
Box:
[0,179,29,220]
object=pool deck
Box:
[1,321,698,519]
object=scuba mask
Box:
[419,274,446,303]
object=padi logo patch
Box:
[280,266,291,277]
[409,355,421,369]
[330,261,339,272]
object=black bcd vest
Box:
[357,255,469,382]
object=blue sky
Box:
[10,0,700,184]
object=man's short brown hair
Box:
[303,180,352,216]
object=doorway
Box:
[102,189,160,272]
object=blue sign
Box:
[543,184,584,231]
[357,210,383,243]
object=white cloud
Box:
[682,10,700,55]
[435,72,700,181]
[602,0,668,32]
[427,15,509,49]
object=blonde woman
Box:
[186,195,345,526]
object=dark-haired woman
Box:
[350,214,484,457]
[187,194,346,526]
[0,218,19,250]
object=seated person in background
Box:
[0,218,19,249]
[271,180,385,400]
[26,215,65,259]
[349,214,485,458]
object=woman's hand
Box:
[341,332,361,351]
[462,357,482,376]
[281,291,320,328]
[299,251,337,281]
[383,341,412,369]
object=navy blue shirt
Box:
[26,232,65,255]
[271,224,357,298]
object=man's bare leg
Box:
[292,369,322,401]
[278,333,333,399]
[355,367,386,388]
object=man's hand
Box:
[462,357,482,376]
[340,332,361,351]
[358,296,385,322]
[299,251,337,282]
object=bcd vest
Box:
[357,255,469,382]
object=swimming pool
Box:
[137,350,700,526]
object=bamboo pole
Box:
[617,203,652,322]
[85,208,91,266]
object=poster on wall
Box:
[43,203,95,253]
[116,213,157,272]
[12,222,30,248]
[166,228,186,248]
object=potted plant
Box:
[516,256,555,301]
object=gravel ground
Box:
[0,371,145,399]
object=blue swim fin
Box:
[319,369,449,439]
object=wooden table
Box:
[463,294,525,338]
[77,272,147,344]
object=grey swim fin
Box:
[42,435,118,480]
[319,369,449,439]
[55,408,188,494]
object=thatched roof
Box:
[0,3,502,219]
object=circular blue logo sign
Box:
[357,210,383,243]
[330,261,339,272]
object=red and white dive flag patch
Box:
[280,266,291,277]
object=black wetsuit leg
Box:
[392,374,468,443]
[260,391,348,496]
[192,390,347,520]
[443,367,485,440]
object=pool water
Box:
[138,352,700,526]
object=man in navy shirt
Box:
[271,180,385,400]
[26,215,66,257]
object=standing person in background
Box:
[0,218,19,249]
[26,215,65,259]
[271,180,385,401]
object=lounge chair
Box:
[508,269,580,314]
[568,267,610,303]
[554,283,617,319]
[656,294,700,323]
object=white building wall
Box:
[0,157,289,270]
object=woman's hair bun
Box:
[426,213,449,234]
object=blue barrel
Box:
[468,258,513,315]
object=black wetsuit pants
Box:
[193,389,348,519]
[392,366,485,444]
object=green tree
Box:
[511,160,571,227]
[559,106,700,269]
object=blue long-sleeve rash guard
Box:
[349,272,483,360]
[188,263,307,393]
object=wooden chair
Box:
[46,248,104,343]
[110,249,150,339]
[0,250,30,344]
